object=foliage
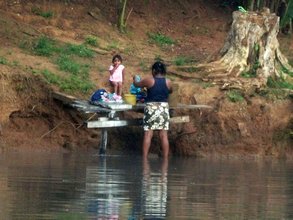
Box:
[226,90,244,102]
[55,55,90,77]
[173,56,193,66]
[280,0,293,28]
[85,35,99,47]
[281,66,293,77]
[147,32,175,47]
[29,36,95,93]
[106,41,120,51]
[32,7,54,18]
[0,56,8,65]
[62,44,95,58]
[33,36,58,56]
[267,76,293,90]
[41,69,94,93]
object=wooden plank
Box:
[175,103,212,109]
[87,119,142,128]
[52,91,77,104]
[170,116,190,123]
[86,116,190,128]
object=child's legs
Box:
[117,82,123,96]
[110,81,118,94]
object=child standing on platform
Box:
[109,54,125,100]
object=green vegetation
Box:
[27,36,96,93]
[106,41,120,51]
[148,32,175,47]
[173,56,193,66]
[33,36,58,56]
[32,7,54,18]
[62,44,95,58]
[85,35,99,47]
[202,82,214,89]
[241,43,260,78]
[0,56,8,65]
[41,69,94,93]
[226,90,244,102]
[281,66,293,77]
[267,76,293,90]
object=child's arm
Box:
[122,68,125,82]
[109,65,119,75]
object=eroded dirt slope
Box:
[0,0,292,157]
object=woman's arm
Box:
[133,76,154,88]
[166,79,173,93]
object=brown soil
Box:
[0,0,292,158]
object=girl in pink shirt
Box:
[109,54,125,98]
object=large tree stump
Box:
[192,8,293,90]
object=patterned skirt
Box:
[143,102,170,131]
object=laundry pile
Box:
[90,89,123,104]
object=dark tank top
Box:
[146,77,169,103]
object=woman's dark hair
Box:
[152,61,166,76]
[112,54,123,63]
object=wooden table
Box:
[53,92,212,155]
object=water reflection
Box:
[142,158,168,219]
[85,156,169,220]
[0,152,293,219]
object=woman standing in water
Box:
[133,61,172,159]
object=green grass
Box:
[281,66,293,77]
[0,56,8,65]
[32,7,54,18]
[27,36,96,93]
[202,82,214,89]
[267,76,293,90]
[55,55,90,77]
[62,44,95,58]
[106,41,120,51]
[33,36,95,58]
[84,35,99,47]
[33,36,58,56]
[148,32,175,47]
[173,56,192,66]
[226,90,244,102]
[41,69,94,93]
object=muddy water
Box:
[0,152,293,220]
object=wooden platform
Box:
[52,91,212,126]
[52,91,212,155]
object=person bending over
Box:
[133,61,172,159]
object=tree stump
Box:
[193,8,293,90]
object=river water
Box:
[0,151,293,220]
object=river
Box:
[0,151,292,219]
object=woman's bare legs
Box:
[142,130,153,159]
[159,130,169,158]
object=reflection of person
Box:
[133,61,172,159]
[142,158,168,219]
[109,54,125,99]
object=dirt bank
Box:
[0,0,292,157]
